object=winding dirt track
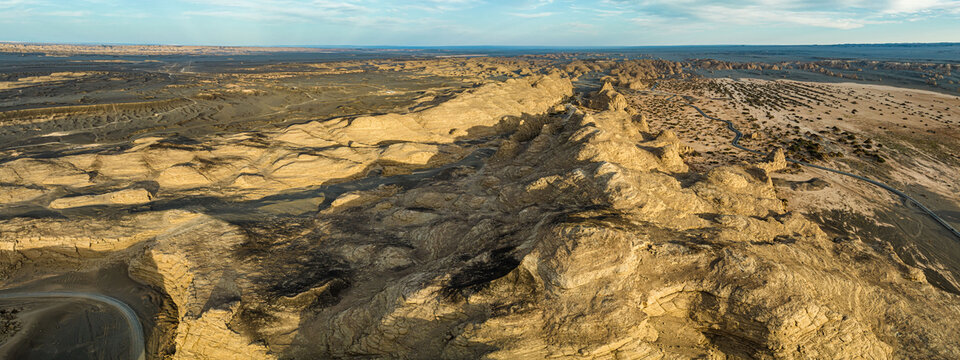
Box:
[0,291,145,360]
[650,85,960,241]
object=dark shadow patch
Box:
[697,213,721,222]
[692,292,774,359]
[552,205,643,233]
[233,219,353,299]
[259,252,352,299]
[442,246,520,300]
[772,177,829,191]
[922,268,960,295]
[229,219,355,348]
[200,270,242,314]
[744,167,768,182]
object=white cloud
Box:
[628,14,668,25]
[181,0,377,23]
[881,0,960,14]
[570,5,626,17]
[697,5,874,29]
[181,0,489,23]
[605,0,960,30]
[508,11,554,18]
[46,10,90,17]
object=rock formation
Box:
[0,73,573,203]
[262,105,956,359]
[754,148,788,182]
[588,82,630,113]
[1,65,958,360]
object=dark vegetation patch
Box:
[0,307,22,345]
[324,210,412,249]
[259,251,352,299]
[230,304,279,346]
[231,218,355,344]
[786,137,829,162]
[234,219,353,299]
[442,246,521,299]
[772,177,829,191]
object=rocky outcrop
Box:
[129,213,271,360]
[48,188,152,209]
[757,148,788,174]
[635,113,651,133]
[291,72,572,146]
[0,210,201,255]
[1,72,958,360]
[0,73,573,203]
[588,82,630,112]
[265,106,959,359]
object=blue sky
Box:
[1,0,959,46]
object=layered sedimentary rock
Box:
[0,73,573,202]
[48,188,153,209]
[256,104,955,359]
[1,71,958,360]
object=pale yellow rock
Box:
[208,144,267,159]
[757,148,788,174]
[0,73,572,204]
[273,128,339,147]
[0,185,47,204]
[94,152,153,180]
[230,173,271,189]
[379,143,439,165]
[331,113,445,145]
[156,165,211,189]
[60,153,99,169]
[0,167,20,183]
[269,153,369,187]
[126,212,270,359]
[48,188,153,209]
[1,159,91,187]
[304,73,573,146]
[0,210,201,253]
[635,113,650,133]
[589,82,629,112]
[692,166,784,217]
[141,148,197,170]
[329,193,364,209]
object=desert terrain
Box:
[0,44,959,359]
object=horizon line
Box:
[2,40,959,49]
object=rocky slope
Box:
[0,72,571,203]
[0,73,959,359]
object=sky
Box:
[1,0,959,46]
